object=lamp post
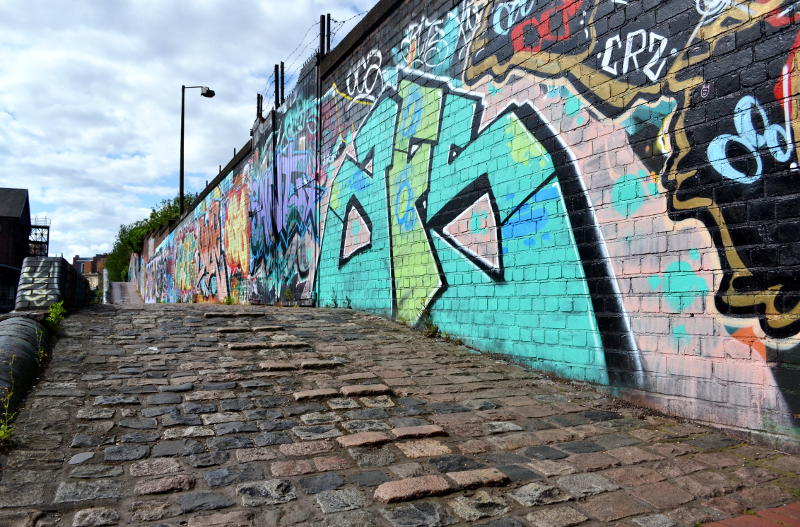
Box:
[180,85,215,215]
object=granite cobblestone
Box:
[0,304,797,526]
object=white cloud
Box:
[0,0,375,258]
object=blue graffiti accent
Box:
[708,96,792,184]
[395,179,417,232]
[502,185,560,246]
[350,167,370,193]
[400,88,423,138]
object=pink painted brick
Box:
[447,468,509,490]
[293,388,338,401]
[340,384,392,397]
[271,459,315,477]
[336,432,391,448]
[374,475,453,503]
[391,425,446,439]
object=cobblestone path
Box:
[1,304,798,527]
[110,282,143,305]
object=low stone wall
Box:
[15,257,90,311]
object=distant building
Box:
[0,188,32,311]
[72,253,108,289]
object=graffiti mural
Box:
[319,72,642,386]
[248,64,322,304]
[143,156,252,304]
[135,0,800,445]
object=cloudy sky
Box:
[0,0,374,258]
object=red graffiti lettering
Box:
[511,0,584,53]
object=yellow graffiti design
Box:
[176,231,196,294]
[224,188,250,277]
[331,83,375,106]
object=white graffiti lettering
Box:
[345,49,383,102]
[396,5,480,70]
[492,0,539,36]
[600,30,668,82]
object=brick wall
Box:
[135,0,800,448]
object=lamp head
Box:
[200,86,215,98]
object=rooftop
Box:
[0,187,29,219]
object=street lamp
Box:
[180,85,215,215]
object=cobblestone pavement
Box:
[110,282,143,305]
[1,304,799,527]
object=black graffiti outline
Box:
[427,173,505,282]
[338,195,374,268]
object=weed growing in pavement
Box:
[440,332,464,346]
[419,312,439,338]
[416,297,439,338]
[283,287,295,305]
[34,328,52,367]
[0,357,17,444]
[224,296,235,305]
[46,300,66,332]
[0,393,14,442]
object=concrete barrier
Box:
[0,257,86,412]
[0,316,47,407]
[15,257,90,311]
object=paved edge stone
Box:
[447,468,510,489]
[373,475,453,503]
